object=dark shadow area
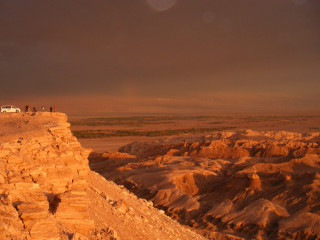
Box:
[45,193,61,214]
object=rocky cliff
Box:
[0,113,205,240]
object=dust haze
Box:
[0,0,320,114]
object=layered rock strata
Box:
[0,113,93,239]
[0,113,205,240]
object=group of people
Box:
[24,105,56,113]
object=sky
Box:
[0,0,320,114]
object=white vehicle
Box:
[1,105,21,113]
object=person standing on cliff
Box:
[50,106,53,112]
[53,106,56,112]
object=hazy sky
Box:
[1,0,320,113]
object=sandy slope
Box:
[88,171,205,240]
[90,130,320,240]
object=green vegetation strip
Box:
[70,120,175,127]
[72,127,235,138]
[70,115,320,127]
[70,115,211,126]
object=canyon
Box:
[90,130,320,239]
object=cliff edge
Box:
[0,113,205,240]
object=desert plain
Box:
[70,114,320,152]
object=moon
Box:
[146,0,177,12]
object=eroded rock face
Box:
[92,130,320,240]
[119,130,320,159]
[0,113,93,239]
[0,113,206,240]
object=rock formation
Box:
[91,130,320,239]
[0,113,205,240]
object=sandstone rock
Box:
[0,174,5,184]
[29,218,60,240]
[221,198,289,229]
[71,232,89,240]
[248,173,261,190]
[55,191,94,234]
[278,212,320,239]
[207,199,233,218]
[0,113,94,239]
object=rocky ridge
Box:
[0,113,205,240]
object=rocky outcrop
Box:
[0,113,93,239]
[278,212,320,239]
[0,113,205,240]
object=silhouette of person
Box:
[50,106,53,112]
